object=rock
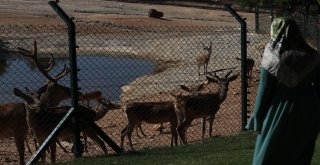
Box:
[148,9,164,19]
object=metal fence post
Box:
[25,1,80,164]
[48,0,82,158]
[223,4,248,131]
[255,7,260,33]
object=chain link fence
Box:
[0,20,269,164]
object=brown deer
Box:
[171,71,238,144]
[0,103,28,165]
[196,42,212,76]
[0,41,76,165]
[14,88,112,163]
[120,101,178,151]
[79,90,102,107]
[82,97,120,153]
[16,41,108,163]
[236,57,255,83]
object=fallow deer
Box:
[16,41,109,163]
[14,88,112,163]
[120,102,178,151]
[79,90,102,107]
[196,42,212,76]
[171,71,238,144]
[236,57,255,84]
[0,103,27,165]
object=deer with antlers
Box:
[15,41,111,163]
[0,41,74,165]
[171,71,238,144]
[196,41,212,76]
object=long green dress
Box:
[246,66,320,165]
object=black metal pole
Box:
[255,7,260,33]
[48,0,81,158]
[224,4,248,131]
[26,108,75,164]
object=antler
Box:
[17,41,70,82]
[201,41,212,50]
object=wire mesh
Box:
[0,23,267,164]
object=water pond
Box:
[0,55,155,103]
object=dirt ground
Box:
[0,0,255,27]
[0,1,261,164]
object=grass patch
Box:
[54,131,320,165]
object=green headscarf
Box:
[261,17,320,87]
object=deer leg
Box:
[120,125,128,149]
[14,134,25,165]
[56,139,69,153]
[136,124,147,138]
[83,134,88,153]
[126,125,135,151]
[25,139,33,154]
[85,130,108,155]
[177,119,192,145]
[170,121,178,147]
[201,117,206,142]
[50,142,57,163]
[208,114,216,138]
[121,124,136,151]
[36,139,47,164]
[204,64,207,76]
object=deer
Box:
[120,101,178,151]
[81,97,120,153]
[0,103,28,165]
[14,88,114,163]
[16,41,109,163]
[196,41,212,76]
[0,41,76,165]
[236,57,255,83]
[171,71,238,144]
[79,90,102,107]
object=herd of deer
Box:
[0,41,255,164]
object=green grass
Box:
[54,132,320,165]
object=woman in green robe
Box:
[246,17,320,165]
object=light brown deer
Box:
[120,102,178,151]
[171,71,238,144]
[79,90,102,107]
[196,42,212,76]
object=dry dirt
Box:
[0,0,255,27]
[0,1,260,164]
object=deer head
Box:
[14,88,45,113]
[206,71,238,101]
[202,41,212,56]
[17,41,79,107]
[179,83,205,97]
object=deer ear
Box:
[196,83,205,91]
[180,85,190,92]
[206,75,218,83]
[228,73,239,82]
[14,88,34,104]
